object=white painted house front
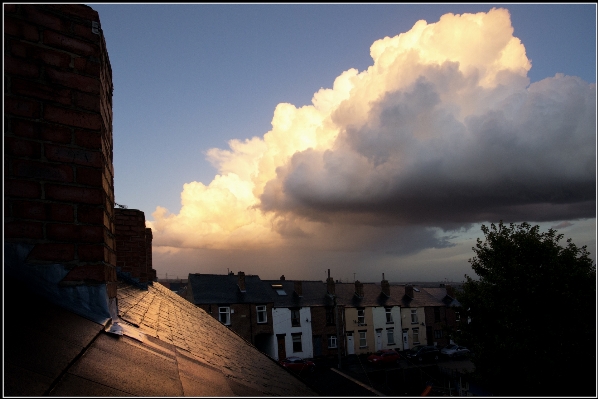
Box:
[372,305,402,350]
[271,307,313,360]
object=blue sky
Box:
[89,4,596,281]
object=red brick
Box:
[5,97,40,118]
[74,129,102,148]
[5,55,40,78]
[4,4,17,13]
[4,179,41,198]
[44,143,103,167]
[47,223,104,242]
[48,203,74,222]
[77,205,104,224]
[32,46,73,68]
[5,137,42,158]
[10,42,28,58]
[78,244,106,261]
[44,105,101,130]
[28,243,75,261]
[43,30,99,57]
[22,5,69,32]
[46,67,100,94]
[45,184,103,204]
[74,57,101,76]
[4,221,44,239]
[11,119,40,139]
[12,201,46,220]
[40,123,73,143]
[11,78,71,106]
[73,22,100,42]
[62,263,115,282]
[73,91,100,112]
[4,17,39,41]
[13,159,73,182]
[76,167,102,186]
[47,4,99,21]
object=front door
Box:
[277,334,286,360]
[402,330,409,350]
[346,333,355,355]
[313,335,322,357]
[376,330,382,351]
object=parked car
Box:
[279,357,315,373]
[440,344,470,358]
[402,345,440,362]
[367,349,400,365]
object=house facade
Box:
[399,285,428,350]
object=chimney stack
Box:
[446,285,455,299]
[381,273,390,297]
[355,280,364,298]
[280,275,285,280]
[405,284,414,299]
[238,271,246,292]
[326,269,335,295]
[294,281,303,297]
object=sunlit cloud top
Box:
[148,8,595,253]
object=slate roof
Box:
[422,287,462,307]
[188,273,273,304]
[4,275,317,396]
[263,280,335,307]
[334,282,403,307]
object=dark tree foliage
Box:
[457,222,596,396]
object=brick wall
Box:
[114,208,153,284]
[4,5,116,297]
[310,306,344,357]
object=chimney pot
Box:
[326,272,335,295]
[280,275,285,280]
[355,280,364,298]
[381,276,390,297]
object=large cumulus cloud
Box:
[149,8,595,255]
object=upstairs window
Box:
[219,306,230,325]
[256,305,267,323]
[411,309,418,324]
[291,308,301,327]
[326,307,335,325]
[385,307,393,323]
[456,311,461,322]
[357,308,365,325]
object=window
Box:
[219,307,230,325]
[385,307,393,323]
[291,308,301,327]
[292,333,302,352]
[359,331,367,348]
[271,284,287,295]
[412,327,419,344]
[357,308,365,325]
[434,307,441,322]
[327,335,337,348]
[411,309,418,324]
[455,311,461,322]
[434,330,443,339]
[326,307,335,325]
[387,328,395,345]
[256,305,267,323]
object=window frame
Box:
[410,309,418,324]
[434,329,443,339]
[358,330,367,348]
[412,327,419,344]
[357,308,365,325]
[385,307,393,323]
[219,306,231,325]
[327,334,337,349]
[292,333,302,352]
[291,308,301,327]
[256,305,267,324]
[386,328,395,345]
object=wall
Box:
[271,307,313,359]
[372,306,402,349]
[400,307,427,349]
[344,307,375,354]
[114,208,154,284]
[4,5,117,299]
[309,306,343,357]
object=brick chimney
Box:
[238,271,246,292]
[294,281,303,297]
[280,275,285,280]
[326,269,335,295]
[114,209,152,285]
[405,284,414,299]
[446,285,455,299]
[381,273,390,297]
[355,280,364,298]
[4,4,117,323]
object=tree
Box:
[457,222,596,396]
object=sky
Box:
[89,4,596,282]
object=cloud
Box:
[149,8,595,257]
